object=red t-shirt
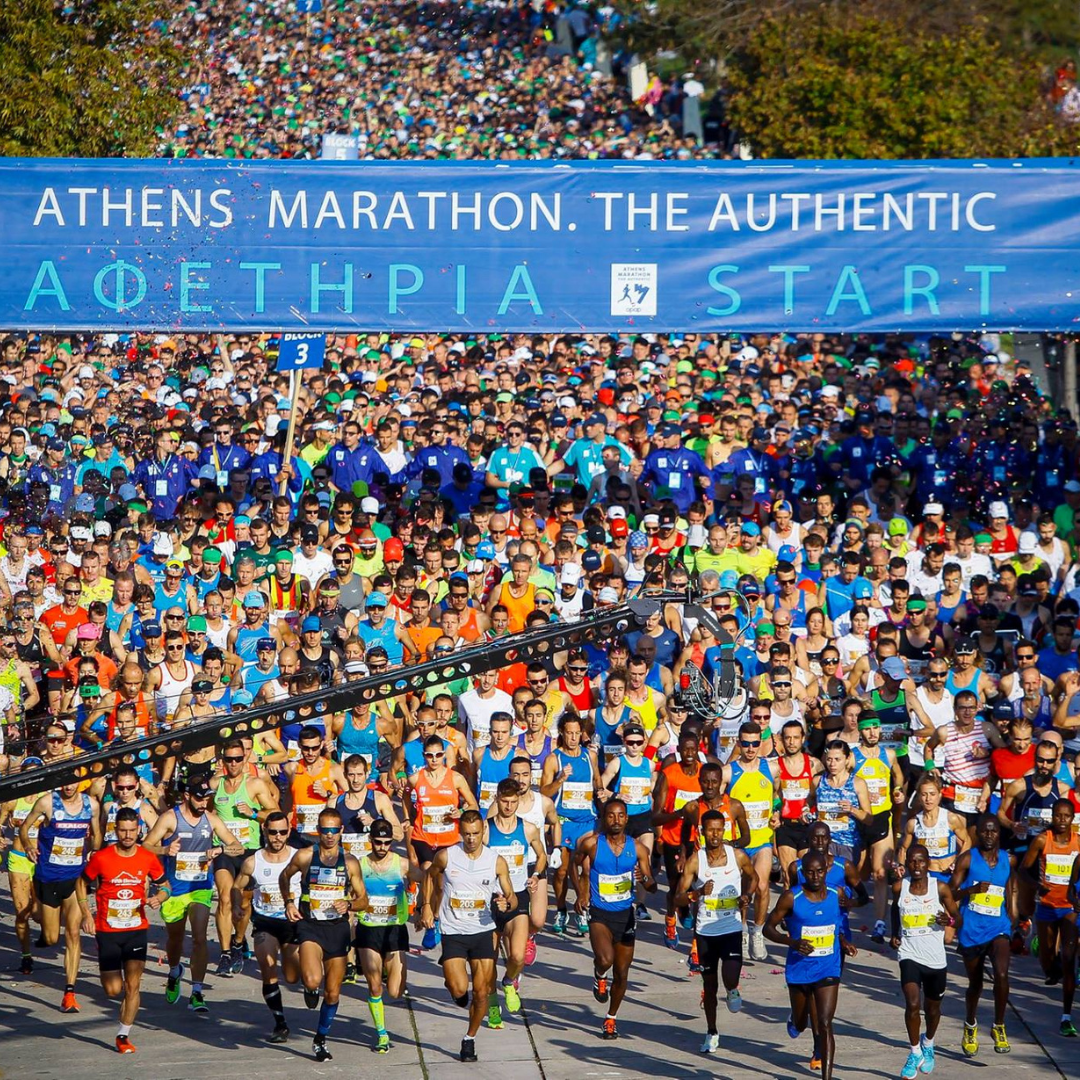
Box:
[83,845,166,933]
[990,745,1034,787]
[41,604,89,648]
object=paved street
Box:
[1,893,1077,1080]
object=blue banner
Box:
[4,158,1080,331]
[277,331,326,371]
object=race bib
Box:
[619,777,651,805]
[422,807,454,834]
[598,873,633,898]
[953,786,981,813]
[296,803,322,835]
[479,782,499,811]
[561,782,593,810]
[308,883,344,920]
[704,888,739,912]
[782,781,809,801]
[744,800,770,830]
[673,788,698,812]
[105,898,141,930]
[802,923,836,958]
[49,835,85,867]
[901,911,936,936]
[1045,853,1077,885]
[342,832,371,859]
[969,884,1004,917]
[174,851,205,882]
[224,819,254,847]
[256,883,285,916]
[366,895,398,925]
[449,891,487,916]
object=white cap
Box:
[820,385,841,398]
[606,506,627,520]
[687,524,707,547]
[1018,532,1037,554]
[560,564,580,586]
[598,586,620,603]
[923,502,944,515]
[466,559,486,574]
[152,534,174,556]
[360,497,380,515]
[78,365,94,379]
[557,396,576,410]
[735,346,759,361]
[206,377,227,391]
[988,501,1009,520]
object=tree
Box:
[723,7,1079,159]
[0,0,181,158]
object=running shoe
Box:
[303,987,321,1009]
[165,963,184,1005]
[664,918,679,950]
[487,1003,504,1029]
[115,1035,136,1054]
[460,1037,478,1062]
[726,988,743,1014]
[1062,1019,1078,1037]
[809,1056,822,1072]
[701,1032,720,1054]
[373,1032,391,1054]
[230,947,245,975]
[524,935,537,965]
[900,1050,924,1079]
[601,1017,618,1040]
[189,991,208,1014]
[786,1015,800,1040]
[1045,961,1063,986]
[18,955,33,975]
[871,920,887,944]
[313,1035,332,1062]
[593,975,610,1003]
[60,991,79,1013]
[574,912,589,937]
[991,1024,1009,1054]
[748,928,768,961]
[239,937,254,960]
[216,951,234,979]
[961,1022,978,1057]
[344,962,358,985]
[636,902,652,921]
[1010,921,1030,956]
[503,979,521,1013]
[268,1023,290,1044]
[680,911,694,931]
[919,1038,935,1073]
[688,941,703,973]
[552,910,568,935]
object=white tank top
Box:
[693,847,743,937]
[438,844,499,935]
[155,659,195,723]
[516,792,546,867]
[896,877,946,967]
[251,848,300,919]
[205,618,231,650]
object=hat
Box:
[992,701,1015,721]
[273,550,294,563]
[598,586,620,603]
[243,592,267,608]
[955,636,977,654]
[988,501,1009,520]
[777,544,798,562]
[360,496,380,515]
[719,570,739,589]
[622,723,646,740]
[853,581,873,599]
[256,636,276,652]
[582,549,602,571]
[232,690,254,708]
[187,778,213,799]
[628,530,648,549]
[739,576,762,596]
[906,597,928,612]
[466,559,486,574]
[888,518,907,537]
[560,564,580,586]
[69,526,92,542]
[1018,533,1037,554]
[383,538,404,560]
[76,622,102,640]
[610,519,629,539]
[586,525,606,545]
[202,546,223,564]
[923,502,944,515]
[142,621,162,638]
[300,525,320,543]
[186,615,207,632]
[476,540,496,560]
[365,592,388,609]
[73,494,96,515]
[740,521,761,537]
[152,534,174,557]
[301,615,321,632]
[880,656,907,680]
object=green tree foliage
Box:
[0,0,181,158]
[723,6,1079,158]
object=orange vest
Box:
[411,768,461,848]
[1041,831,1080,909]
[660,760,702,846]
[498,581,536,634]
[290,757,337,836]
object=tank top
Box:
[553,748,596,822]
[729,759,775,848]
[358,852,409,927]
[337,708,380,765]
[796,857,852,940]
[945,667,980,698]
[301,847,349,922]
[234,622,269,664]
[815,772,859,848]
[7,794,37,854]
[35,792,93,882]
[1013,777,1062,847]
[476,747,514,815]
[154,658,196,725]
[659,760,702,845]
[164,807,214,895]
[332,787,379,861]
[853,747,892,816]
[693,847,743,937]
[589,833,637,913]
[439,844,499,934]
[488,816,530,892]
[626,686,661,732]
[613,755,654,814]
[516,732,554,787]
[107,691,153,742]
[592,704,634,769]
[412,768,461,847]
[498,581,536,634]
[958,847,1012,947]
[913,809,959,872]
[786,886,843,983]
[941,722,991,799]
[896,877,946,967]
[102,798,147,844]
[251,849,300,919]
[1040,832,1080,909]
[870,687,909,755]
[0,658,22,712]
[557,674,593,713]
[213,774,260,850]
[357,618,404,666]
[516,793,546,866]
[290,757,337,838]
[777,754,813,821]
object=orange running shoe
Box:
[60,991,79,1013]
[116,1035,137,1054]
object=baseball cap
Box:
[740,521,761,537]
[888,518,907,537]
[988,501,1009,519]
[609,519,629,539]
[1018,533,1037,554]
[301,615,321,632]
[191,678,214,693]
[187,778,213,799]
[76,622,101,640]
[187,615,207,632]
[365,592,388,609]
[881,657,907,680]
[256,637,276,652]
[383,538,404,560]
[560,564,580,586]
[582,550,602,572]
[142,621,162,638]
[923,502,944,515]
[955,636,977,654]
[300,525,320,543]
[243,592,267,608]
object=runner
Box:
[484,778,548,1028]
[765,851,858,1080]
[673,808,754,1053]
[899,774,969,884]
[573,797,657,1040]
[211,738,278,976]
[949,813,1016,1057]
[233,810,301,1044]
[773,719,823,881]
[420,808,516,1063]
[82,807,169,1054]
[1021,797,1080,1037]
[281,806,369,1061]
[20,779,101,1011]
[283,725,346,848]
[889,843,960,1077]
[355,818,422,1053]
[143,778,245,1013]
[99,766,158,845]
[0,757,45,974]
[474,711,518,815]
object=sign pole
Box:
[279,369,302,496]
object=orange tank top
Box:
[1041,831,1080,909]
[412,768,461,848]
[290,757,337,837]
[499,582,536,634]
[660,761,702,846]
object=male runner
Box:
[573,797,657,1040]
[420,809,516,1062]
[509,753,560,962]
[82,807,169,1053]
[281,806,369,1061]
[773,719,823,881]
[234,810,301,1043]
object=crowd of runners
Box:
[0,326,1077,1079]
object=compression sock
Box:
[65,983,75,994]
[368,995,385,1032]
[191,982,204,995]
[317,1000,339,1037]
[262,982,285,1022]
[118,1024,132,1038]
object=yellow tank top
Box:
[729,762,775,848]
[855,748,892,816]
[627,687,660,732]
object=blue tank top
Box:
[194,571,221,602]
[613,755,654,813]
[592,704,634,769]
[945,667,980,697]
[36,792,94,882]
[106,600,133,636]
[515,732,553,787]
[234,623,270,664]
[357,618,403,666]
[154,582,187,617]
[338,708,381,764]
[487,815,529,891]
[786,885,843,983]
[934,589,967,625]
[958,847,1013,948]
[815,772,860,848]
[797,857,851,940]
[164,807,215,895]
[554,748,596,822]
[476,747,513,816]
[590,833,637,912]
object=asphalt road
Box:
[0,888,1077,1080]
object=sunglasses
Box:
[222,755,244,763]
[423,752,444,760]
[740,740,761,748]
[266,828,289,836]
[113,784,137,791]
[821,657,839,664]
[1036,757,1057,765]
[318,826,342,835]
[624,739,645,748]
[300,744,322,752]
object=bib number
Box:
[802,923,836,958]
